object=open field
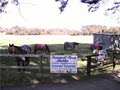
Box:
[0,35,119,86]
[0,35,93,47]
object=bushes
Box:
[0,25,120,35]
[0,27,83,35]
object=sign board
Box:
[50,55,77,73]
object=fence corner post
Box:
[86,55,91,76]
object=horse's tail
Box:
[45,45,50,54]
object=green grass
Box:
[0,35,119,86]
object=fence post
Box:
[112,52,116,70]
[39,55,43,73]
[86,55,91,76]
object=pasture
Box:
[0,35,119,86]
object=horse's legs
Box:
[27,58,30,66]
[43,49,47,54]
[25,57,30,66]
[64,44,66,50]
[17,60,20,66]
[16,57,21,71]
[25,58,28,66]
[64,46,67,50]
[72,47,74,51]
[34,48,37,54]
[35,50,39,54]
[17,60,21,71]
[46,50,49,54]
[73,46,75,50]
[34,50,36,54]
[45,50,49,54]
[22,60,25,71]
[64,46,65,50]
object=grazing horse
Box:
[34,44,50,54]
[90,43,102,51]
[64,42,79,50]
[8,44,31,70]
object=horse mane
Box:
[73,42,79,45]
[14,46,21,51]
[13,45,25,54]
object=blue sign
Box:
[50,55,77,73]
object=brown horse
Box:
[34,44,50,54]
[8,44,31,71]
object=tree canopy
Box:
[55,0,120,23]
[0,0,120,23]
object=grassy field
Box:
[0,35,119,86]
[0,35,93,46]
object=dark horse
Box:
[8,44,31,70]
[64,42,79,50]
[34,44,50,54]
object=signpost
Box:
[50,55,77,73]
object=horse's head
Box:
[74,42,79,46]
[8,44,14,54]
[8,44,20,54]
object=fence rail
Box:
[0,53,118,76]
[0,54,50,73]
[0,54,49,58]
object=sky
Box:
[0,0,119,30]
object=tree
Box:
[0,0,19,13]
[55,0,120,13]
[0,0,120,23]
[55,0,120,23]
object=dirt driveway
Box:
[1,72,120,90]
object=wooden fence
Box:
[86,51,120,76]
[0,52,119,76]
[0,54,50,73]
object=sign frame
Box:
[50,55,77,73]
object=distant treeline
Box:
[0,25,120,35]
